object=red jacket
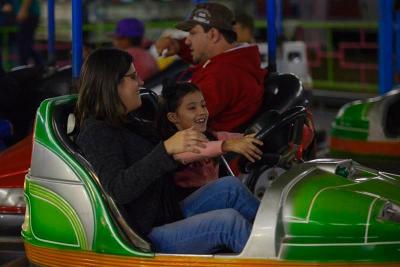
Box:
[179,42,267,131]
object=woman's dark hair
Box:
[75,48,133,127]
[156,80,200,140]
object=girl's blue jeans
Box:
[148,176,260,254]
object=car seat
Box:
[383,90,400,138]
[49,91,160,253]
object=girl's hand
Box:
[164,126,208,155]
[222,133,263,162]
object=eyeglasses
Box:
[124,72,137,80]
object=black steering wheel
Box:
[239,106,307,175]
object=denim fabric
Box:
[148,176,260,254]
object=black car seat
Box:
[262,73,308,112]
[238,73,307,132]
[383,90,400,138]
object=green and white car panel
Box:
[330,89,400,166]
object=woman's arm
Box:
[78,123,178,205]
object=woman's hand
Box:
[222,133,263,162]
[164,127,208,155]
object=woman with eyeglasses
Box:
[75,48,259,254]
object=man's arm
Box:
[154,37,193,63]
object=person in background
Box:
[13,0,42,66]
[234,12,255,43]
[75,48,260,254]
[113,18,159,81]
[157,81,263,199]
[155,3,266,132]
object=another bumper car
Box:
[0,66,72,235]
[23,95,400,266]
[330,89,400,172]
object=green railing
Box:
[256,20,379,93]
[0,26,17,70]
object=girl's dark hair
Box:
[156,80,200,140]
[75,48,133,127]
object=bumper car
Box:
[0,66,72,235]
[22,94,400,266]
[330,89,400,172]
[0,72,314,238]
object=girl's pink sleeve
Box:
[215,131,243,141]
[173,140,224,164]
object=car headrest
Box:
[37,66,73,97]
[132,89,159,122]
[263,73,307,112]
[67,113,76,135]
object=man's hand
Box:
[155,37,180,57]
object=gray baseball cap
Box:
[176,3,235,32]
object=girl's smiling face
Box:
[168,90,209,132]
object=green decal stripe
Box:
[331,128,368,140]
[29,183,88,250]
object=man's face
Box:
[185,24,210,64]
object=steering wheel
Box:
[239,106,307,193]
[239,106,307,175]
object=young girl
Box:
[157,81,263,198]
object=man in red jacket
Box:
[156,3,266,132]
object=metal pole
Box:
[378,0,393,95]
[72,0,83,79]
[276,0,283,37]
[47,0,55,65]
[395,1,400,73]
[396,11,400,73]
[267,0,277,73]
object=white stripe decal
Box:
[282,240,400,247]
[365,197,379,243]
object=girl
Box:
[157,81,263,198]
[75,48,260,254]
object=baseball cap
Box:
[114,18,144,38]
[176,3,235,32]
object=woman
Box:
[75,48,259,254]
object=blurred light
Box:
[0,188,26,214]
